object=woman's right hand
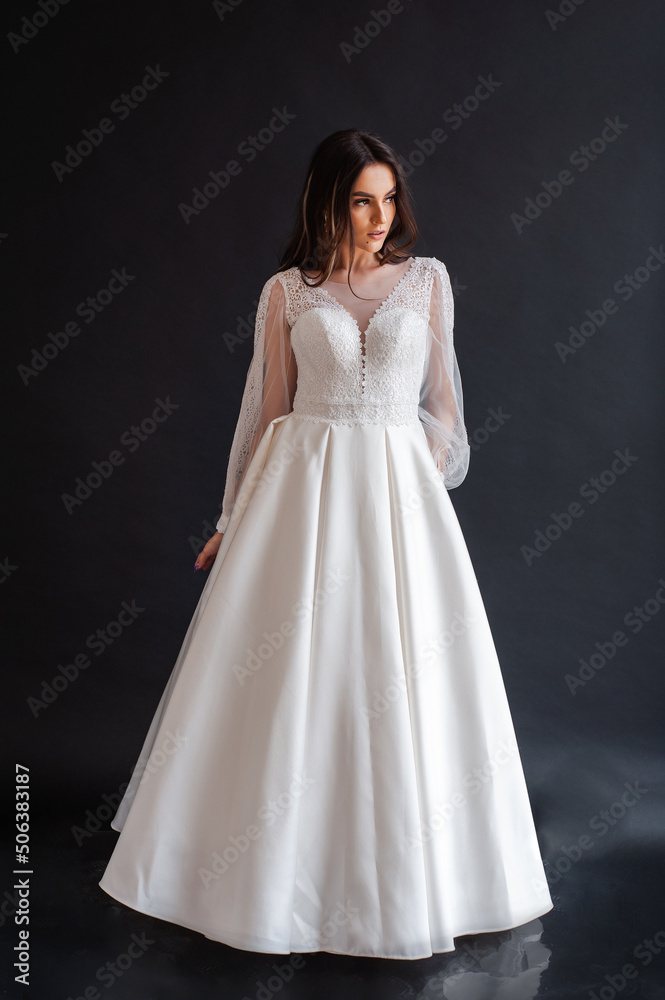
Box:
[195,531,223,572]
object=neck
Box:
[334,244,383,277]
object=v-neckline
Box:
[313,257,418,343]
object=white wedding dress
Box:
[99,255,553,959]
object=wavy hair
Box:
[278,129,419,299]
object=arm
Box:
[217,276,296,532]
[417,258,470,488]
[195,274,296,570]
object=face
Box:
[347,162,398,255]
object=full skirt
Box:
[98,412,553,959]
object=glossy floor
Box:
[2,820,663,999]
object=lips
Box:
[368,230,385,237]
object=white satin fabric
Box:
[99,410,553,958]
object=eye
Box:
[353,196,396,206]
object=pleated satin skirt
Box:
[98,412,553,959]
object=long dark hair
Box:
[278,129,419,297]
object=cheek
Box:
[350,209,367,234]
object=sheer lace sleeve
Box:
[418,258,470,489]
[216,274,297,533]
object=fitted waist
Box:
[291,398,420,426]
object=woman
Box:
[99,128,553,959]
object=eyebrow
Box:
[351,186,397,196]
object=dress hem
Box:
[97,877,554,961]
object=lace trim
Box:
[291,399,420,426]
[279,256,435,329]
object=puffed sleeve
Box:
[418,258,470,488]
[216,274,297,533]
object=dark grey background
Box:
[2,0,665,994]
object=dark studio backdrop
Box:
[2,0,665,986]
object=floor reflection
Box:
[404,920,551,999]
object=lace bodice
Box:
[216,256,469,533]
